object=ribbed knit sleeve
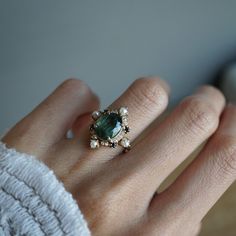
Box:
[0,142,91,236]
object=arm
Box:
[0,141,90,236]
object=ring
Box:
[89,107,131,152]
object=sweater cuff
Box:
[0,142,91,236]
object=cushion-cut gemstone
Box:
[94,113,122,140]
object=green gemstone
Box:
[94,113,122,140]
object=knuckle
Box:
[213,135,236,176]
[131,77,169,111]
[180,96,219,134]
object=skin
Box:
[2,77,236,236]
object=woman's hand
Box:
[3,77,236,236]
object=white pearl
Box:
[119,107,128,116]
[90,139,99,149]
[92,111,101,120]
[120,137,130,148]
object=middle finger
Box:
[115,85,225,203]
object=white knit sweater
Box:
[0,142,91,236]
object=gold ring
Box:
[89,107,131,152]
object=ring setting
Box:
[89,107,131,152]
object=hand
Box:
[3,77,236,236]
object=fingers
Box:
[120,85,225,204]
[150,104,236,224]
[3,79,99,154]
[61,77,169,191]
[67,77,170,161]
